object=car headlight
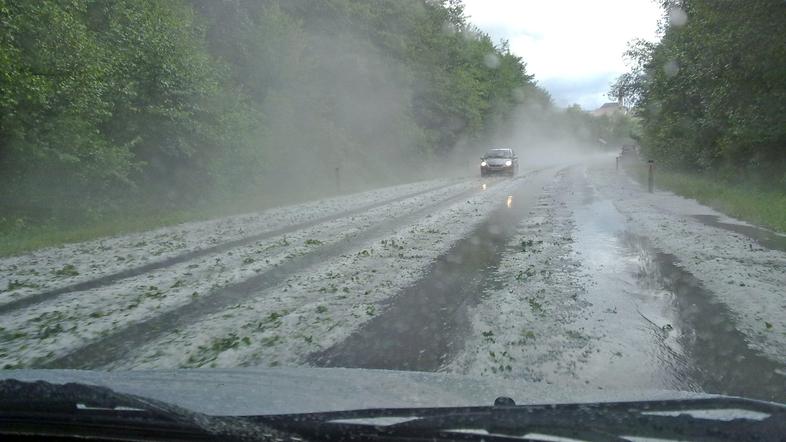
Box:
[480,161,487,167]
[505,160,512,166]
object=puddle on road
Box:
[309,174,551,371]
[692,214,786,253]
[574,197,786,402]
[311,170,786,402]
[649,247,786,402]
[571,199,695,392]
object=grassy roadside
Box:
[0,168,444,258]
[0,164,446,258]
[0,209,211,259]
[0,187,347,259]
[625,164,786,233]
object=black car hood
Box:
[0,367,713,416]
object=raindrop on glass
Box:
[669,7,688,27]
[664,60,680,78]
[512,87,526,102]
[441,21,457,35]
[484,53,501,69]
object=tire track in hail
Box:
[0,180,464,316]
[40,176,524,369]
[308,168,557,371]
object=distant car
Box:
[480,148,518,177]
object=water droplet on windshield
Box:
[484,53,500,69]
[664,60,680,78]
[669,7,688,27]
[511,87,526,102]
[441,21,457,35]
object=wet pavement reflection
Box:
[650,247,786,402]
[574,186,786,402]
[570,197,697,392]
[312,166,786,403]
[309,173,550,371]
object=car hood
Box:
[0,367,713,416]
[484,158,511,166]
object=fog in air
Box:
[254,22,626,195]
[252,21,626,204]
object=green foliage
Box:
[612,0,786,184]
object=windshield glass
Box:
[1,0,785,425]
[484,149,512,158]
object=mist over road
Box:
[1,156,784,402]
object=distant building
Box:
[592,102,626,117]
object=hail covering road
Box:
[1,154,785,403]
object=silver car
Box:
[480,148,518,177]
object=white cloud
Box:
[462,0,662,109]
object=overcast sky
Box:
[462,0,663,110]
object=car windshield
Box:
[484,149,512,158]
[1,0,785,431]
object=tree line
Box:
[611,0,786,186]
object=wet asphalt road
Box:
[6,160,785,403]
[568,175,786,402]
[310,170,554,371]
[651,247,786,401]
[0,182,461,316]
[692,214,786,253]
[42,182,484,369]
[313,165,786,403]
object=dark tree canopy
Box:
[611,0,786,185]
